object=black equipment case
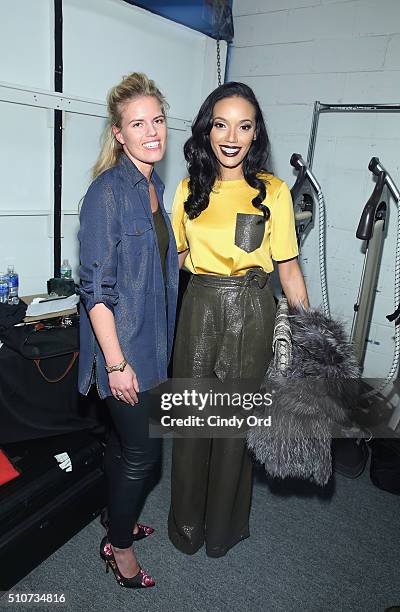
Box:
[0,430,106,591]
[370,438,400,494]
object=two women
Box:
[79,73,308,586]
[78,73,178,588]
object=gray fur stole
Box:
[246,299,360,485]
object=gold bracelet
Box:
[105,358,127,373]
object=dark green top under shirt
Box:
[153,206,169,281]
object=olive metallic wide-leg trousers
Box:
[168,269,276,557]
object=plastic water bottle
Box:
[60,259,72,279]
[0,274,8,304]
[7,265,19,304]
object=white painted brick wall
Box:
[231,41,315,76]
[285,4,357,40]
[234,11,289,47]
[230,0,400,381]
[233,0,320,16]
[385,35,400,69]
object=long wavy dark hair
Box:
[184,82,271,220]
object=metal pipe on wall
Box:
[306,102,400,169]
[53,0,63,278]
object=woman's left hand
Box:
[109,363,139,405]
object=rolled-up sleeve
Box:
[78,176,120,313]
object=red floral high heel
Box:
[132,523,155,540]
[100,510,154,541]
[99,536,155,589]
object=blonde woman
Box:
[78,73,178,588]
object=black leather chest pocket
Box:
[234,213,265,253]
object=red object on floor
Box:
[0,449,20,486]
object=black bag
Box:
[0,319,84,445]
[370,438,400,494]
[1,320,79,383]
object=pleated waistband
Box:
[189,268,270,290]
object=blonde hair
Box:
[92,72,168,179]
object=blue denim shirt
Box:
[78,153,179,398]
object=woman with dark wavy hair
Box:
[169,82,308,557]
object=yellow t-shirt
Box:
[171,174,298,276]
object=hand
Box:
[108,364,139,405]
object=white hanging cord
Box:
[317,190,330,318]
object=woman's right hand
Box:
[108,363,139,405]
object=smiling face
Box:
[112,95,167,178]
[209,95,257,180]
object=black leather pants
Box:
[104,391,161,548]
